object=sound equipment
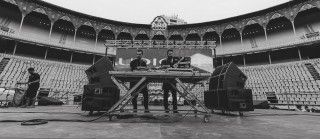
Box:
[172,57,191,68]
[82,84,120,112]
[204,88,254,111]
[38,96,63,106]
[209,62,247,90]
[85,56,115,85]
[253,100,270,109]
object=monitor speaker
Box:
[82,84,120,112]
[209,62,247,90]
[204,88,254,111]
[85,56,115,85]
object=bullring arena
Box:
[0,0,320,138]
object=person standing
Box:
[129,50,149,113]
[161,49,178,113]
[19,68,40,108]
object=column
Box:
[18,14,26,35]
[44,47,48,60]
[92,55,96,64]
[263,27,268,41]
[95,33,98,48]
[297,47,302,61]
[13,41,18,55]
[221,57,224,65]
[268,52,272,64]
[73,29,78,47]
[70,52,73,63]
[49,22,54,40]
[291,20,297,37]
[219,35,222,48]
[243,55,246,66]
[166,39,169,47]
[240,32,244,48]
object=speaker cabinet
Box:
[209,62,247,90]
[82,84,120,112]
[85,56,115,85]
[204,88,254,111]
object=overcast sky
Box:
[42,0,289,24]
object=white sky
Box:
[42,0,289,24]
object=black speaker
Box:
[81,84,120,112]
[85,56,115,85]
[204,88,254,111]
[209,62,247,90]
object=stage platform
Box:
[0,106,320,139]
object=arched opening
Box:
[294,7,320,39]
[185,33,201,41]
[51,18,75,46]
[266,16,294,45]
[135,34,149,40]
[0,1,22,35]
[117,32,132,40]
[21,10,51,41]
[242,23,265,49]
[221,28,241,52]
[75,24,96,50]
[169,35,183,41]
[203,31,219,42]
[98,29,115,53]
[152,35,166,41]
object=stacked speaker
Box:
[82,57,120,114]
[204,62,254,112]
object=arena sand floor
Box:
[0,105,319,139]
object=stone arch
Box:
[33,7,47,15]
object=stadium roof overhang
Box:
[30,0,309,29]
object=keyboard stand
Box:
[106,73,211,123]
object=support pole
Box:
[44,47,48,60]
[268,52,272,64]
[240,32,243,48]
[73,29,78,47]
[243,54,246,66]
[264,27,268,41]
[93,55,96,64]
[18,15,26,35]
[95,33,98,48]
[70,52,73,63]
[221,57,224,65]
[49,22,54,40]
[219,35,222,48]
[297,47,302,61]
[13,41,18,55]
[291,20,297,37]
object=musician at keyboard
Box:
[161,49,178,113]
[129,49,149,113]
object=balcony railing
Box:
[105,40,217,49]
[0,31,107,55]
[2,30,320,56]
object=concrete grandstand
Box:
[1,0,320,109]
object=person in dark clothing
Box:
[130,50,149,113]
[19,68,40,108]
[161,49,178,113]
